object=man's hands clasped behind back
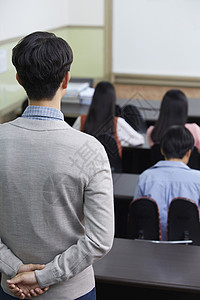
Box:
[7,264,49,299]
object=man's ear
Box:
[62,71,70,89]
[16,73,22,86]
[185,149,192,159]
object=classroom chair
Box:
[127,197,161,241]
[167,197,200,245]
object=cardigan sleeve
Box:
[0,239,23,277]
[35,143,114,288]
[117,117,144,147]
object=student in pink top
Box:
[147,89,200,153]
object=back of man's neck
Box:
[29,99,60,110]
[166,158,187,165]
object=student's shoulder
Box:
[185,123,200,134]
[185,122,200,129]
[117,117,132,128]
[147,125,154,134]
[187,166,200,177]
[138,165,156,180]
[178,165,200,181]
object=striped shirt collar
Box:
[22,105,64,121]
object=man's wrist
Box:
[17,264,25,274]
[35,262,56,288]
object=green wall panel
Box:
[0,26,104,113]
[0,40,26,111]
[67,27,104,79]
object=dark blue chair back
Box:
[127,197,161,240]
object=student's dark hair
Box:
[160,125,194,159]
[12,31,73,100]
[151,89,188,143]
[83,81,116,136]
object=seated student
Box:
[134,125,200,240]
[147,89,200,153]
[73,81,144,157]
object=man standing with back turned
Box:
[0,32,114,299]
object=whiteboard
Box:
[0,0,69,42]
[113,0,200,77]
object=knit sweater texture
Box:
[0,118,114,299]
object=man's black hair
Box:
[12,31,73,100]
[160,125,194,159]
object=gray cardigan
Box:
[0,118,114,299]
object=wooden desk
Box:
[94,238,200,299]
[113,173,138,238]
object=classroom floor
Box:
[114,84,200,101]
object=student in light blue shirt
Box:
[134,125,200,240]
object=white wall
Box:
[0,0,104,42]
[67,0,104,26]
[113,0,200,77]
[0,0,69,41]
